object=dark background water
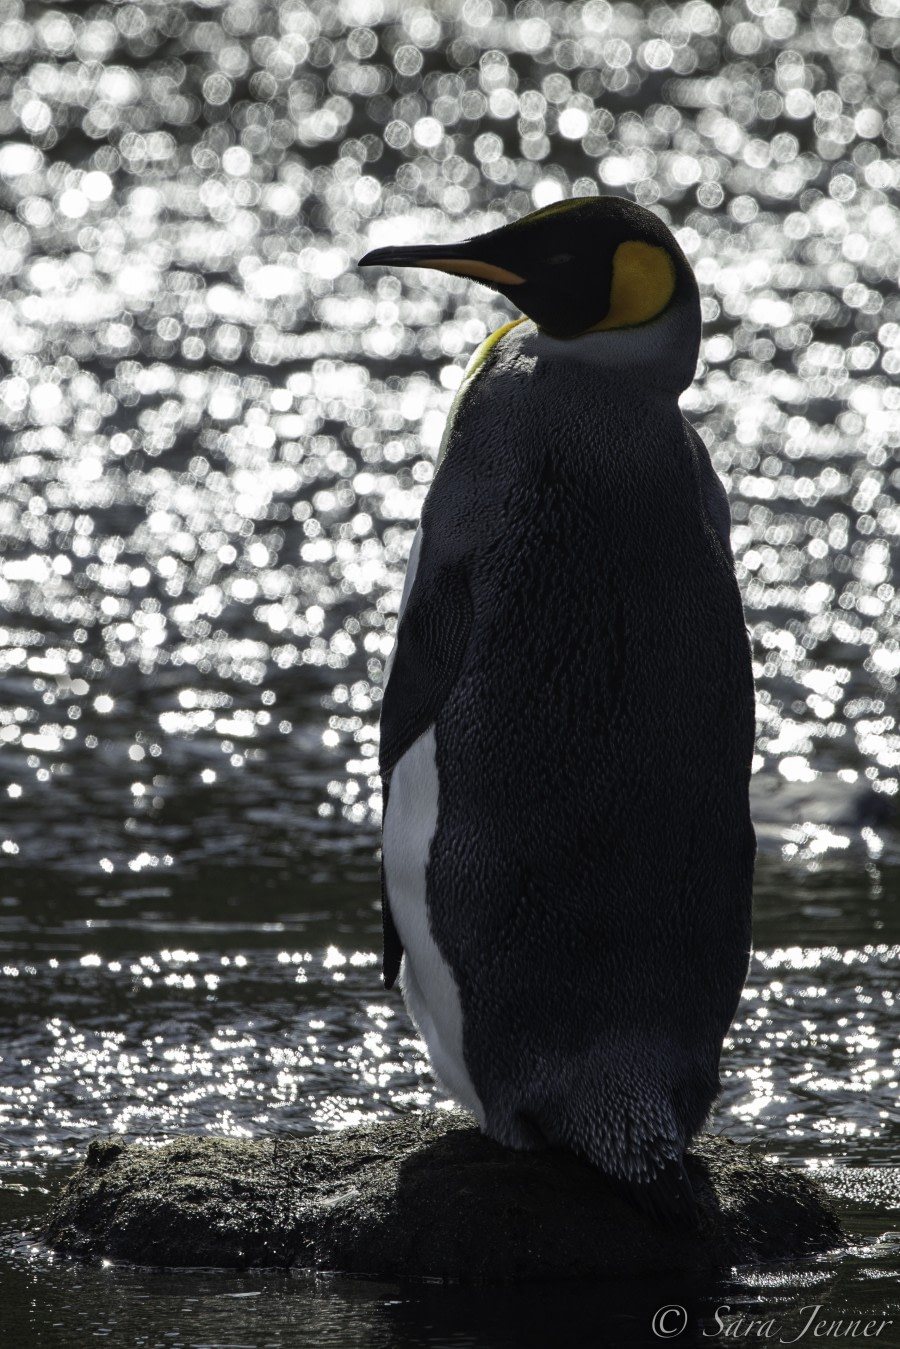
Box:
[1,0,899,1344]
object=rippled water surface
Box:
[1,0,899,1344]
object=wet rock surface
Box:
[44,1112,845,1280]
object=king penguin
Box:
[358,195,755,1226]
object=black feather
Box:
[379,558,473,984]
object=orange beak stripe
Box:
[413,258,525,285]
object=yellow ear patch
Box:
[589,241,676,332]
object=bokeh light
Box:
[1,0,899,873]
[0,0,898,1179]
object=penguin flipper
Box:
[380,775,403,989]
[379,561,473,776]
[381,862,403,987]
[379,562,473,988]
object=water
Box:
[1,0,899,1343]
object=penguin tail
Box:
[612,1156,701,1233]
[493,1103,703,1232]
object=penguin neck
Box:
[512,308,700,397]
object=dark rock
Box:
[85,1137,127,1170]
[44,1112,845,1279]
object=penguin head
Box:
[359,195,700,380]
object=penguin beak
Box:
[358,242,524,286]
